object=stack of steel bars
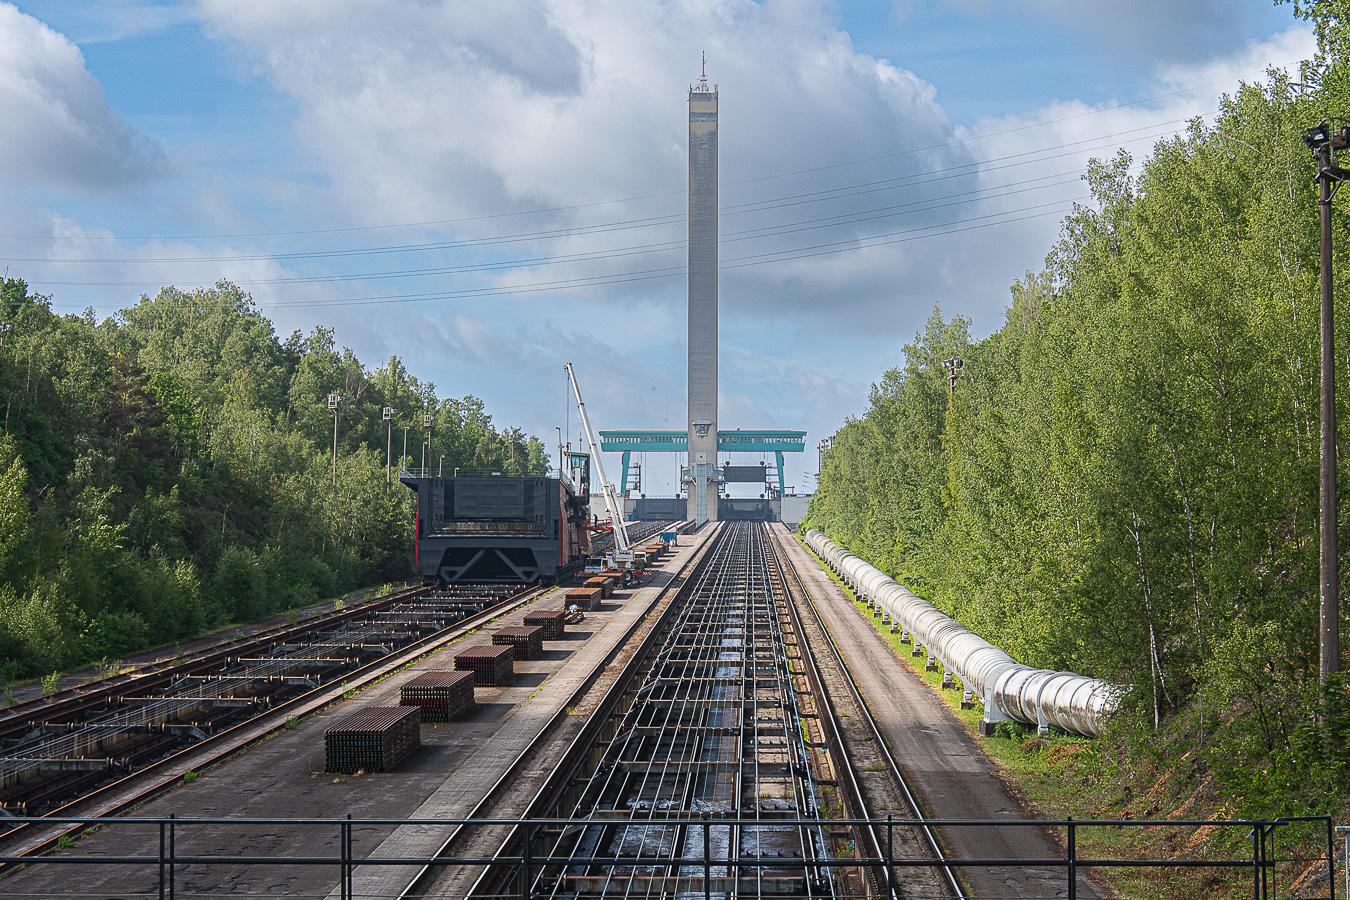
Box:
[492,626,545,661]
[399,671,476,721]
[454,645,515,686]
[323,706,421,773]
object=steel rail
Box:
[0,583,546,867]
[460,525,735,900]
[766,529,894,899]
[502,523,838,899]
[0,583,428,739]
[398,526,723,899]
[0,585,524,800]
[772,526,966,900]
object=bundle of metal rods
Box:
[453,645,515,686]
[323,706,421,773]
[399,671,475,722]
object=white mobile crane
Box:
[563,362,639,579]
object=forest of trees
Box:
[0,280,547,680]
[805,2,1350,816]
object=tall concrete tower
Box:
[686,67,719,524]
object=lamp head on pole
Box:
[1304,119,1350,151]
[328,393,342,410]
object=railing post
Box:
[344,814,353,900]
[1067,817,1076,900]
[703,813,711,900]
[1333,825,1344,900]
[339,817,348,900]
[521,824,531,900]
[1252,822,1261,900]
[158,820,166,900]
[883,814,894,896]
[168,814,175,900]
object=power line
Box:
[45,194,1087,311]
[0,67,1270,245]
[12,112,1200,274]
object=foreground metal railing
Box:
[0,814,1335,899]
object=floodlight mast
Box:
[563,362,631,560]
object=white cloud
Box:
[0,2,166,191]
[196,0,978,336]
[14,1,197,44]
[952,25,1318,331]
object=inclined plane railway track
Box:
[0,524,968,898]
[467,522,961,900]
[0,581,542,862]
[770,525,963,900]
[537,521,833,898]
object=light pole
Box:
[328,394,342,485]
[1305,119,1350,693]
[422,412,433,476]
[383,407,395,488]
[439,455,445,477]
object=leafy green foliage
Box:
[807,23,1350,817]
[0,279,546,677]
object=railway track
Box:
[0,524,979,898]
[769,524,962,900]
[0,581,543,864]
[458,522,960,900]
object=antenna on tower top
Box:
[699,51,708,91]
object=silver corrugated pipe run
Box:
[804,529,1120,738]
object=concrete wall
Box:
[687,86,719,523]
[778,494,811,528]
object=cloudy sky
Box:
[0,0,1315,494]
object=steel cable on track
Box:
[517,522,836,899]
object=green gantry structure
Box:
[598,429,806,496]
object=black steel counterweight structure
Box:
[1306,119,1350,690]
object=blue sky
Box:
[0,0,1315,494]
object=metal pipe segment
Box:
[803,529,1119,737]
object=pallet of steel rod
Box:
[565,586,603,611]
[399,670,476,721]
[453,644,514,686]
[324,706,420,774]
[492,625,545,661]
[523,609,567,639]
[584,576,614,598]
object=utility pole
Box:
[943,357,965,395]
[383,407,395,489]
[1305,119,1350,691]
[328,394,342,485]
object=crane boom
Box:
[564,363,630,558]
